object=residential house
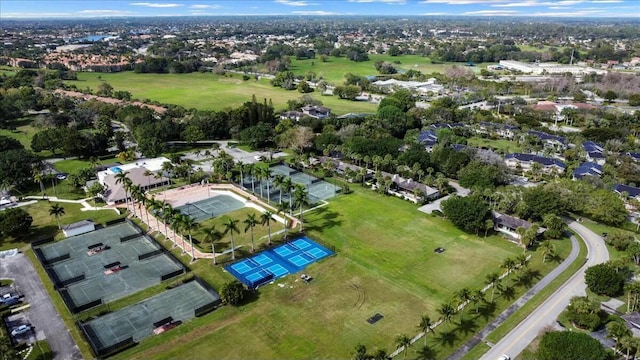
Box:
[492,211,545,240]
[527,130,566,150]
[476,122,519,139]
[505,153,566,175]
[573,162,603,180]
[324,159,373,182]
[613,184,640,201]
[381,173,439,203]
[279,110,305,122]
[583,141,606,165]
[418,130,438,152]
[301,105,331,119]
[626,152,640,162]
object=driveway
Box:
[0,253,82,360]
[478,220,609,360]
[418,180,470,214]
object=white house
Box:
[505,153,566,175]
[492,211,545,240]
[98,157,171,205]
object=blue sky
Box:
[1,0,638,18]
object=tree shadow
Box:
[477,301,497,321]
[548,253,564,264]
[455,316,478,336]
[498,285,516,301]
[434,330,458,347]
[413,345,438,360]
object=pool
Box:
[225,237,334,289]
[110,167,123,174]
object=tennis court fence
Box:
[79,319,136,358]
[138,249,163,260]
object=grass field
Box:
[467,137,523,154]
[52,157,119,174]
[0,200,125,251]
[67,72,377,115]
[0,118,54,157]
[288,55,493,84]
[114,186,565,360]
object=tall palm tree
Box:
[255,165,265,198]
[606,321,631,353]
[485,272,501,302]
[455,287,472,309]
[161,202,174,243]
[438,302,455,324]
[114,171,134,216]
[418,315,433,346]
[49,203,65,229]
[273,174,286,204]
[148,197,162,231]
[501,257,516,281]
[235,160,245,185]
[263,167,273,203]
[293,184,309,231]
[244,213,258,253]
[202,225,223,265]
[471,289,485,313]
[395,334,411,360]
[277,201,290,240]
[172,213,186,253]
[181,215,198,261]
[223,217,240,260]
[281,177,294,213]
[31,164,45,198]
[143,169,154,191]
[246,164,256,193]
[540,240,555,263]
[261,210,274,246]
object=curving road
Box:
[480,220,609,360]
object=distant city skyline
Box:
[1,0,638,19]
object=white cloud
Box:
[291,10,342,15]
[421,12,452,15]
[129,2,183,8]
[462,9,520,15]
[275,0,318,6]
[189,4,221,9]
[348,0,406,4]
[420,0,511,4]
[77,9,133,16]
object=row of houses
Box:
[280,105,332,122]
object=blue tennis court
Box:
[225,237,334,289]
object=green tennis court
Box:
[175,193,244,222]
[81,279,221,357]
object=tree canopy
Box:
[441,195,491,235]
[537,331,608,360]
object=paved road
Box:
[0,253,82,360]
[480,220,609,360]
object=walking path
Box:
[23,196,119,213]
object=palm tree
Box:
[418,315,433,346]
[277,201,291,240]
[236,160,245,185]
[261,210,274,246]
[281,177,294,213]
[395,334,411,360]
[148,197,163,231]
[293,184,309,231]
[223,217,240,260]
[244,213,258,253]
[172,213,186,253]
[202,225,223,265]
[501,258,516,281]
[515,253,529,270]
[606,321,631,353]
[255,165,265,198]
[246,163,256,193]
[273,174,286,204]
[32,165,45,198]
[540,240,555,263]
[143,169,154,191]
[114,171,135,217]
[438,302,455,324]
[181,215,198,261]
[471,290,485,313]
[161,202,174,243]
[485,272,501,302]
[49,203,65,229]
[455,287,472,309]
[264,167,273,203]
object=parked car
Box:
[0,293,21,305]
[56,173,68,180]
[11,324,31,336]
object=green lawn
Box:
[0,200,125,251]
[0,118,54,157]
[52,157,119,174]
[467,137,523,154]
[66,72,377,115]
[288,55,493,84]
[115,187,540,360]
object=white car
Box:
[11,324,31,336]
[498,355,511,360]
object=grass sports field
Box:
[67,72,377,115]
[113,186,570,359]
[288,55,493,84]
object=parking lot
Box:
[0,253,82,360]
[4,311,36,345]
